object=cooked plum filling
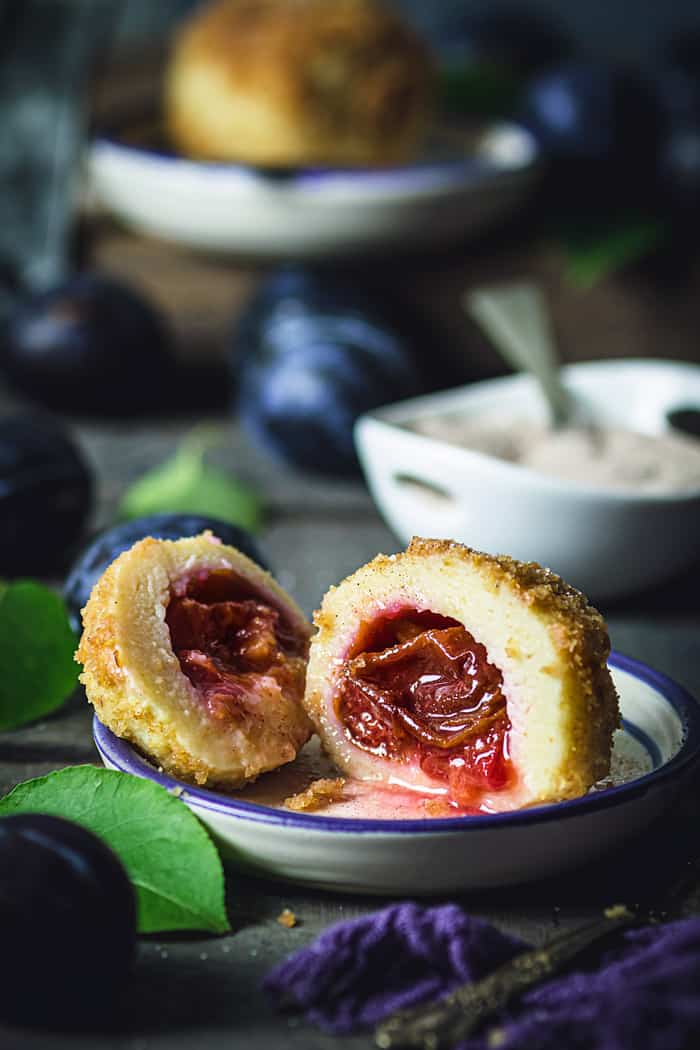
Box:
[166,570,307,723]
[336,610,512,807]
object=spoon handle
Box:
[465,283,572,426]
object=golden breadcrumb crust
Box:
[165,0,434,166]
[305,537,620,809]
[78,533,312,789]
[283,776,347,811]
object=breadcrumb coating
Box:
[305,537,620,810]
[284,776,347,811]
[78,533,312,789]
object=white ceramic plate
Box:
[93,653,700,895]
[86,121,539,258]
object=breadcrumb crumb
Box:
[604,903,634,920]
[283,777,346,812]
[277,908,297,928]
[423,797,454,818]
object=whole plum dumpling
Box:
[304,538,619,812]
[78,533,312,788]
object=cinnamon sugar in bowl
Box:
[355,359,700,601]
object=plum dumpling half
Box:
[78,533,313,788]
[304,538,619,812]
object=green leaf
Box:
[561,215,667,290]
[119,427,263,533]
[0,766,230,935]
[0,582,78,731]
[439,61,523,119]
[120,428,262,533]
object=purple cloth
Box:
[263,902,524,1033]
[490,919,700,1050]
[264,903,700,1050]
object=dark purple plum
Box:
[232,269,426,477]
[0,415,93,576]
[1,272,172,416]
[64,513,268,633]
[664,27,700,79]
[648,65,700,218]
[520,62,662,206]
[657,124,700,215]
[0,814,136,1027]
[651,64,700,127]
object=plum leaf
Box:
[0,766,230,934]
[120,428,263,533]
[561,215,666,289]
[0,581,78,730]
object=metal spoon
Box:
[464,283,573,427]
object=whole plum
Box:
[650,65,700,218]
[0,415,93,576]
[64,512,268,633]
[232,269,425,476]
[665,27,700,79]
[0,814,136,1027]
[520,62,662,206]
[2,272,172,416]
[657,124,700,216]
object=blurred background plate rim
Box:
[88,119,540,198]
[85,122,540,255]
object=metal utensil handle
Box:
[465,283,572,426]
[375,909,636,1050]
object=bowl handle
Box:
[356,421,467,538]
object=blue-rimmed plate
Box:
[86,121,539,258]
[93,652,700,894]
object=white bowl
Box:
[354,359,700,601]
[86,122,539,258]
[93,654,700,895]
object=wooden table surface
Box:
[2,212,700,1048]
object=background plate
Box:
[86,122,540,258]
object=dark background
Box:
[118,1,698,62]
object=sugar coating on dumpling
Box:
[304,538,619,812]
[78,533,313,788]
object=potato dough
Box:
[78,533,312,788]
[305,537,619,811]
